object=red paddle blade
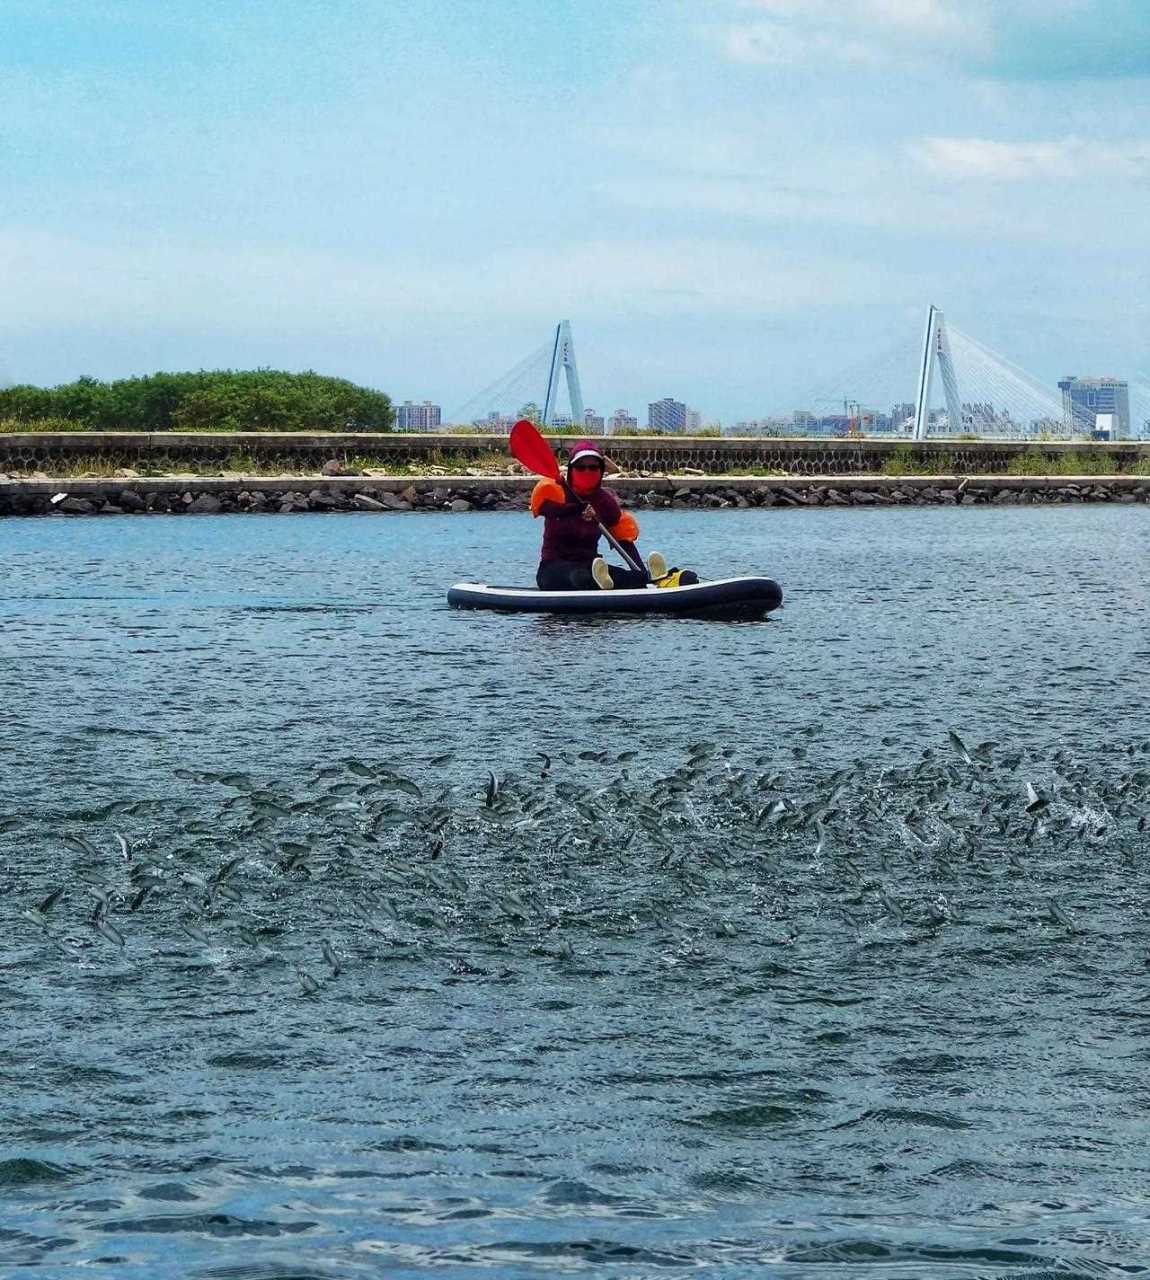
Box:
[509,418,561,481]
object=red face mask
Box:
[570,465,602,496]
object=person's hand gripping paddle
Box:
[508,419,649,581]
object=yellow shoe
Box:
[591,557,614,590]
[647,552,667,580]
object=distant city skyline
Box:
[407,362,1149,438]
[404,306,1150,434]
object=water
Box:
[2,506,1150,1279]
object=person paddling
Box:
[531,439,688,591]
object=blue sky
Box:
[1,0,1147,421]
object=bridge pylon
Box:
[913,306,963,440]
[542,320,584,427]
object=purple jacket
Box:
[531,481,632,565]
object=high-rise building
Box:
[476,411,515,431]
[1058,376,1130,437]
[686,408,702,432]
[889,402,916,432]
[608,409,637,434]
[648,397,687,432]
[395,400,442,431]
[583,408,605,433]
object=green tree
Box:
[0,369,394,432]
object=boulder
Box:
[117,489,146,511]
[379,491,412,511]
[450,498,473,512]
[353,494,387,512]
[188,493,222,514]
[321,459,360,477]
[59,497,96,515]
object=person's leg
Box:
[537,560,588,591]
[607,564,648,589]
[591,558,614,590]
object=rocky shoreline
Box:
[2,473,1149,517]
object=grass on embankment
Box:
[4,452,1147,480]
[1,455,792,480]
[4,421,1147,480]
[881,442,1150,477]
[0,449,518,480]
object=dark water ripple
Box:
[2,507,1150,1278]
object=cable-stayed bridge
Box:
[451,311,1146,440]
[912,307,1075,439]
[450,321,585,430]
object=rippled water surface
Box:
[3,506,1150,1279]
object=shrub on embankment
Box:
[1005,447,1119,476]
[0,371,393,433]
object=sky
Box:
[1,0,1148,422]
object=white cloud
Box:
[915,136,1150,180]
[726,22,883,67]
[0,229,891,336]
[722,0,989,67]
[742,0,977,37]
[716,0,1148,75]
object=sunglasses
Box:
[570,460,602,471]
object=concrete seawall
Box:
[2,430,1150,477]
[3,473,1149,517]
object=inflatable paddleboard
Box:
[446,576,782,619]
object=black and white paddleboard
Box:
[446,576,782,618]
